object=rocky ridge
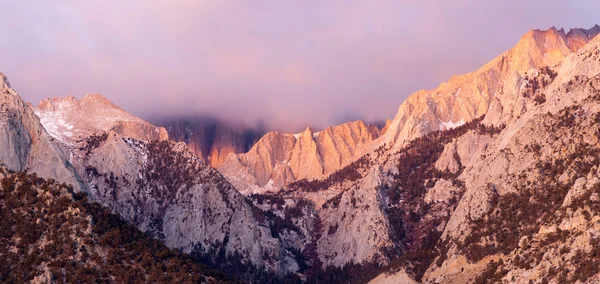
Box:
[0,165,234,283]
[217,26,600,197]
[359,27,600,283]
[383,25,600,150]
[0,76,305,279]
[219,120,381,195]
[0,73,82,189]
[34,94,169,145]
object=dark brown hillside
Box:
[0,166,235,283]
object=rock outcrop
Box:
[0,73,81,189]
[363,27,600,283]
[383,26,600,150]
[218,120,381,194]
[34,94,169,144]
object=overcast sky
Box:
[1,0,598,132]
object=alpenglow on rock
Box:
[34,94,169,145]
[0,73,82,189]
[218,120,381,194]
[382,26,600,150]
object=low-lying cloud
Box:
[1,0,598,132]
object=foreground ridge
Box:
[0,165,234,283]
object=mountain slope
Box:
[0,165,234,283]
[34,94,169,145]
[383,26,600,150]
[3,25,600,284]
[0,75,305,279]
[217,26,600,197]
[73,135,302,276]
[0,73,82,190]
[360,28,600,283]
[237,26,600,282]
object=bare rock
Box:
[562,177,588,207]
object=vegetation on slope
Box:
[0,168,235,283]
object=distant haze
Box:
[1,1,598,132]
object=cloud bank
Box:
[1,0,598,132]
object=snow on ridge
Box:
[292,130,320,139]
[33,94,155,145]
[265,179,275,189]
[33,107,74,145]
[439,119,465,130]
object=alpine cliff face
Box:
[154,117,264,168]
[34,94,169,144]
[218,120,381,194]
[216,27,600,197]
[370,30,600,283]
[0,73,81,189]
[383,26,600,150]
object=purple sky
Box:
[1,1,598,132]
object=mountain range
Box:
[2,25,600,283]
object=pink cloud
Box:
[1,0,598,132]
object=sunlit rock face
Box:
[218,120,381,194]
[366,28,600,283]
[383,26,600,150]
[0,73,81,189]
[220,26,600,197]
[34,94,168,145]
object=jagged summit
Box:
[0,72,82,189]
[540,25,600,38]
[292,125,315,139]
[38,94,124,113]
[380,118,392,135]
[34,94,168,145]
[156,116,265,168]
[218,119,380,194]
[0,72,10,88]
[382,25,600,150]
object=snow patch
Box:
[265,179,275,189]
[292,131,319,139]
[439,119,465,130]
[33,107,75,145]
